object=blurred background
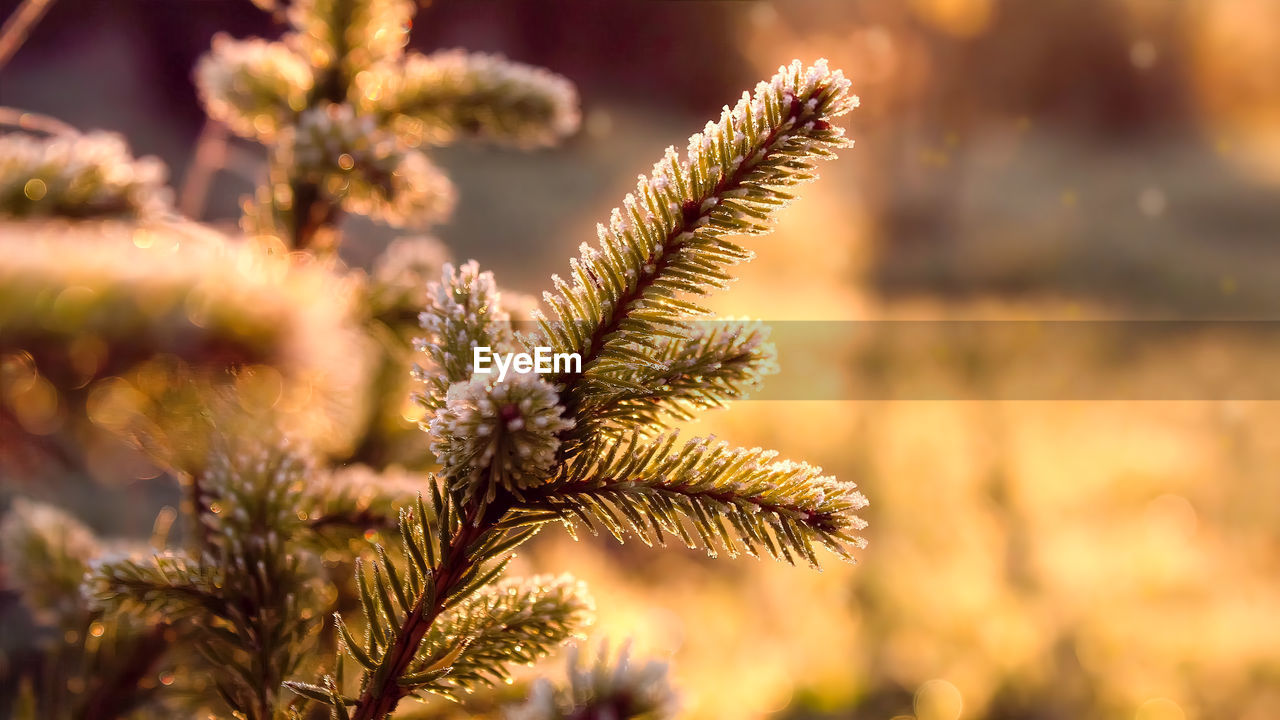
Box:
[3,0,1280,718]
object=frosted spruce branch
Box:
[536,59,857,432]
[406,574,593,700]
[509,62,867,567]
[291,58,864,720]
[429,372,575,513]
[570,318,778,442]
[518,432,868,566]
[285,485,592,719]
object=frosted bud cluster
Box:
[290,103,456,227]
[428,372,574,505]
[415,260,514,393]
[0,131,171,220]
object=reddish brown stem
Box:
[288,179,344,253]
[349,505,495,720]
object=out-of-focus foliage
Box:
[506,641,679,720]
[196,0,579,249]
[287,103,457,229]
[91,432,325,720]
[356,50,581,149]
[0,499,171,720]
[300,463,431,546]
[0,216,373,459]
[196,36,313,142]
[189,0,584,474]
[0,132,171,220]
[0,498,99,625]
[367,236,453,322]
[0,222,362,382]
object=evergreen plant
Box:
[0,2,864,718]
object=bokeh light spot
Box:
[915,678,963,720]
[1131,40,1159,70]
[23,178,47,200]
[1139,187,1167,217]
